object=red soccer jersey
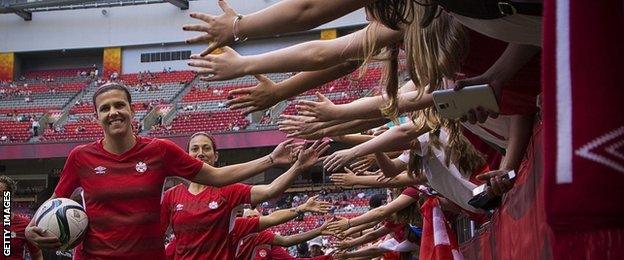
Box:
[1,214,40,260]
[161,183,251,259]
[237,230,275,260]
[54,136,203,260]
[255,246,334,260]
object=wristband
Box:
[232,14,248,43]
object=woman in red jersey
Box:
[25,83,304,260]
[161,132,329,259]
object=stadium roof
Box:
[0,0,191,21]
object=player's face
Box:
[188,135,218,166]
[95,89,135,138]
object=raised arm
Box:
[272,221,331,247]
[259,195,331,230]
[250,140,330,205]
[326,194,417,233]
[340,220,380,238]
[280,115,388,140]
[226,61,360,115]
[188,23,402,81]
[331,169,419,188]
[374,152,407,178]
[476,114,535,195]
[455,43,542,123]
[184,0,376,55]
[191,139,293,187]
[324,122,429,172]
[297,82,434,122]
[335,226,391,250]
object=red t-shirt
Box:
[237,230,275,260]
[401,186,420,199]
[54,136,203,260]
[383,221,406,242]
[161,183,251,259]
[1,214,40,260]
[255,246,333,260]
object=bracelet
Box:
[232,14,248,43]
[268,154,275,164]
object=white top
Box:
[461,115,512,150]
[451,13,542,47]
[414,129,481,213]
[398,150,410,164]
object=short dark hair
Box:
[0,175,17,193]
[369,194,387,209]
[187,132,218,152]
[92,83,132,112]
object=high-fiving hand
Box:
[183,0,238,56]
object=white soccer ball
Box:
[33,198,88,250]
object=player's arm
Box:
[258,195,331,230]
[250,140,330,205]
[227,61,360,115]
[192,139,296,187]
[271,224,328,247]
[326,194,417,233]
[25,194,61,249]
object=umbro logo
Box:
[94,166,107,175]
[175,204,184,211]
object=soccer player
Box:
[235,209,334,260]
[161,132,330,259]
[0,175,43,260]
[25,83,301,259]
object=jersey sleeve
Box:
[54,148,81,198]
[257,230,277,246]
[231,217,260,243]
[222,183,252,206]
[401,186,420,199]
[160,139,203,180]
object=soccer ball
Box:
[33,198,88,250]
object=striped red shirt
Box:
[161,183,251,259]
[54,136,203,260]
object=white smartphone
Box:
[432,84,499,120]
[472,170,516,196]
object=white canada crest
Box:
[94,166,106,175]
[135,162,147,173]
[258,249,267,257]
[208,201,219,209]
[175,204,184,211]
